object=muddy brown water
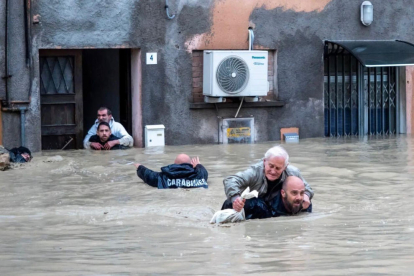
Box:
[1,137,414,275]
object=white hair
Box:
[264,145,289,166]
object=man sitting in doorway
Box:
[83,107,133,149]
[221,145,313,219]
[88,122,127,150]
[134,154,208,189]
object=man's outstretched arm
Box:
[134,163,160,188]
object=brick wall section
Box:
[191,50,277,102]
[192,51,204,102]
[266,50,275,100]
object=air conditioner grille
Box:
[216,56,249,94]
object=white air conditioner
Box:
[203,50,269,99]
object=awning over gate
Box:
[327,40,414,67]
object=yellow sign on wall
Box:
[227,127,251,138]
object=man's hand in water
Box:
[90,142,103,150]
[191,157,200,168]
[104,140,120,150]
[302,194,311,209]
[134,163,141,169]
[233,196,246,212]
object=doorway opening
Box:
[82,49,132,137]
[40,49,136,150]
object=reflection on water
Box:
[1,136,414,275]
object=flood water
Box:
[1,136,414,275]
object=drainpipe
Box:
[2,0,11,106]
[1,107,28,146]
[23,0,30,66]
[1,0,31,147]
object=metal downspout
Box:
[2,0,11,106]
[1,0,31,147]
[23,0,30,66]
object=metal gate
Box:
[324,42,399,137]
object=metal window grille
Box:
[40,56,74,95]
[324,42,399,137]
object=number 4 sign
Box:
[146,53,157,65]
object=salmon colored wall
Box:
[185,0,332,52]
[406,67,414,134]
[131,49,143,147]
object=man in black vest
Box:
[134,154,208,189]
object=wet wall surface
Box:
[2,0,414,151]
[1,137,414,275]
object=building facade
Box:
[1,0,414,151]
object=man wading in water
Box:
[134,154,208,189]
[221,145,313,219]
[88,122,127,150]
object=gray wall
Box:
[1,0,414,151]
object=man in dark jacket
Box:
[8,146,32,163]
[222,145,313,213]
[88,122,127,150]
[134,154,208,189]
[0,146,32,170]
[224,176,312,219]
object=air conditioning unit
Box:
[203,50,269,100]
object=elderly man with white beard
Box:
[221,145,313,219]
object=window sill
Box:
[189,100,285,109]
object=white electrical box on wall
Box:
[145,125,165,147]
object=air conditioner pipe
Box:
[235,28,254,117]
[165,0,175,19]
[215,104,221,144]
[235,97,244,118]
[1,106,28,146]
[248,28,254,51]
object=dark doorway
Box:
[82,49,132,137]
[39,49,132,150]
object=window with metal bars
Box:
[324,42,399,137]
[40,56,75,95]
